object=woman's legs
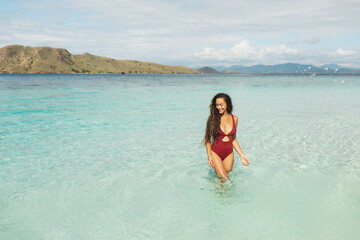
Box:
[222,152,234,174]
[211,151,230,181]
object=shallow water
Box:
[1,74,359,239]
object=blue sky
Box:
[1,0,359,67]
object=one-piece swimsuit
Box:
[211,114,236,161]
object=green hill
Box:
[197,66,220,74]
[0,45,199,74]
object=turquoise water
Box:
[1,74,359,239]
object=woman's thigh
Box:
[222,152,234,172]
[211,151,228,178]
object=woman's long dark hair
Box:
[203,93,233,145]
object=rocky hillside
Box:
[0,45,199,74]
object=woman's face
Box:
[215,97,227,115]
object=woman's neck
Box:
[221,112,231,118]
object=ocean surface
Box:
[0,74,359,240]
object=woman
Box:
[203,93,249,182]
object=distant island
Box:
[197,66,221,74]
[0,45,199,74]
[197,63,360,75]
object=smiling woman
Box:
[203,93,249,182]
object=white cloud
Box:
[0,35,11,40]
[303,37,321,44]
[335,48,357,56]
[194,40,359,67]
[12,33,72,43]
[287,40,298,45]
[195,40,299,65]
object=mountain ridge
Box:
[196,63,360,75]
[0,45,199,74]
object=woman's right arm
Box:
[205,141,214,167]
[205,116,213,167]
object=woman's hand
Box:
[240,154,249,166]
[208,157,214,167]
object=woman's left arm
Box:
[232,116,249,166]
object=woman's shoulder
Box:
[232,114,238,124]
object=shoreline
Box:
[1,72,360,76]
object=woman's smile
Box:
[216,98,227,114]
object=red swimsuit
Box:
[211,114,236,161]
